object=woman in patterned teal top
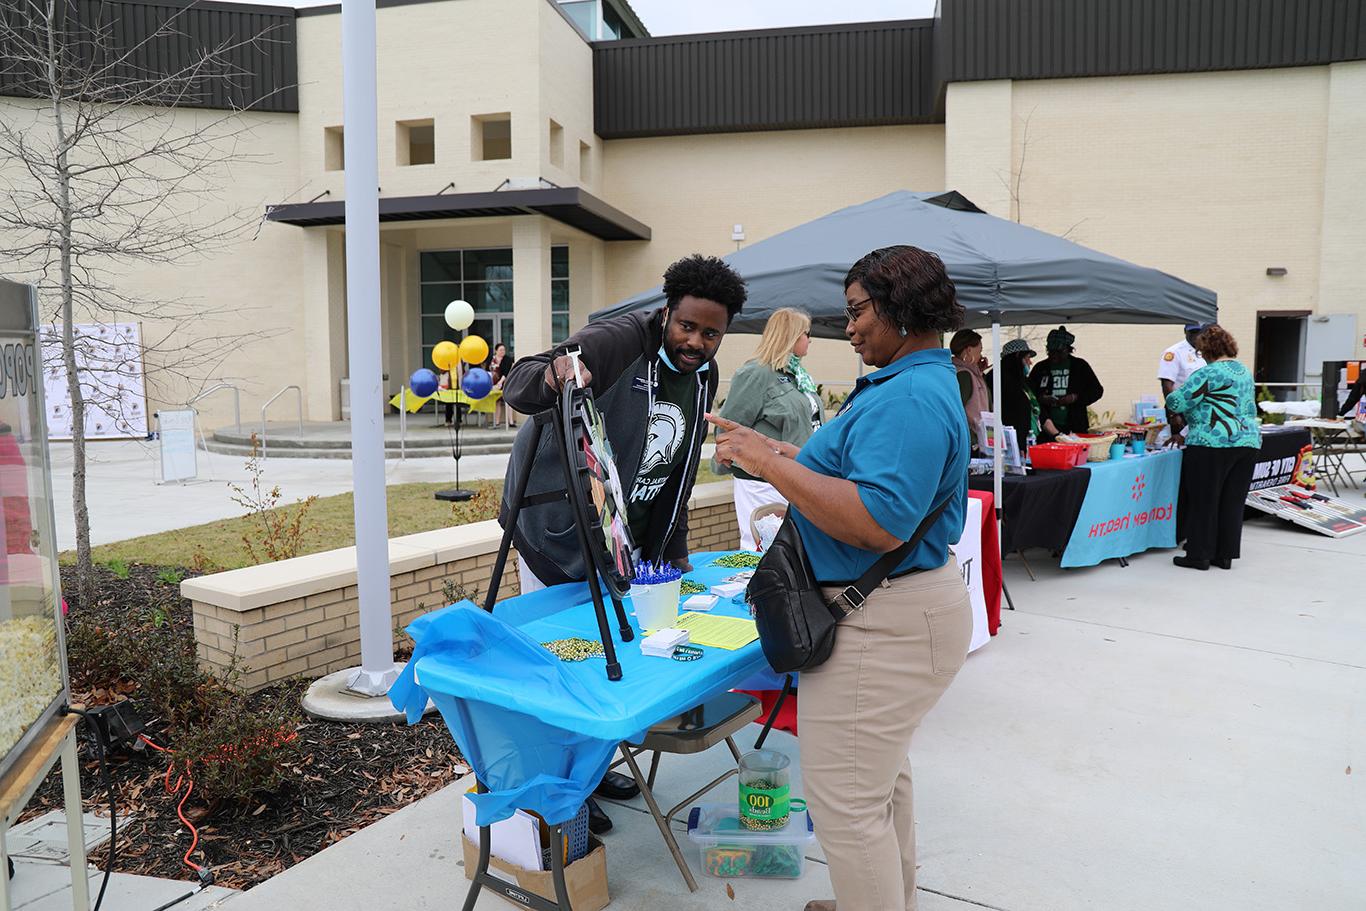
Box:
[1163,325,1260,571]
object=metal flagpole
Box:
[341,0,396,696]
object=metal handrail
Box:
[187,382,241,432]
[260,384,303,459]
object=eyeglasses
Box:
[844,297,872,323]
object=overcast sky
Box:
[243,0,937,34]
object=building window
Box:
[559,0,595,37]
[552,246,569,344]
[397,119,435,166]
[471,113,511,161]
[418,245,570,365]
[420,248,514,368]
[324,126,344,171]
[549,119,564,169]
[579,141,592,183]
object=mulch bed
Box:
[25,564,467,890]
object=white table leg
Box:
[60,732,90,911]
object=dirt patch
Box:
[25,564,465,890]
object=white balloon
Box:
[445,299,475,331]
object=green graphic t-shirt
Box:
[1164,359,1260,448]
[627,362,697,544]
[1038,358,1073,427]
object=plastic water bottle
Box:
[1026,433,1037,463]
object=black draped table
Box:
[970,426,1312,560]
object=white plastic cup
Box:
[631,579,682,630]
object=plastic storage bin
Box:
[1028,442,1087,471]
[686,803,817,879]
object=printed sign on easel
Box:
[39,322,149,440]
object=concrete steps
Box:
[205,421,519,459]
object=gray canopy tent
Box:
[591,190,1218,590]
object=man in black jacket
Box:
[498,253,746,832]
[1028,325,1105,435]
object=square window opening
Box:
[578,141,592,183]
[472,113,512,162]
[324,126,344,171]
[549,119,564,169]
[397,119,435,166]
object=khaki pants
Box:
[798,562,972,911]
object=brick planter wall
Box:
[183,481,741,692]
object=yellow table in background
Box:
[390,388,502,421]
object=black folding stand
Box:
[462,385,634,911]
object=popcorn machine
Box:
[0,279,69,782]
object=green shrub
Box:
[169,689,300,804]
[156,567,186,585]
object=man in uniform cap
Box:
[1158,323,1209,444]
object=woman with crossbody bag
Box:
[708,245,972,911]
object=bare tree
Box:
[0,0,283,606]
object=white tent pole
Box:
[341,0,396,697]
[991,318,1004,567]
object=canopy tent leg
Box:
[991,319,1008,611]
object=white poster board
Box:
[156,409,197,483]
[40,322,149,440]
[950,496,990,653]
[978,412,1024,474]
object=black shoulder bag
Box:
[746,497,954,674]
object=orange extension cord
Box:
[138,728,298,876]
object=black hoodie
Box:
[498,308,719,587]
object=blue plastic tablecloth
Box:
[390,552,775,825]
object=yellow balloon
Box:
[460,334,489,365]
[432,340,459,371]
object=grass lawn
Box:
[74,464,731,571]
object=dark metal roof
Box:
[936,0,1365,84]
[0,0,298,113]
[593,19,938,139]
[265,187,652,241]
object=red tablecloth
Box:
[969,490,1003,635]
[744,490,1003,737]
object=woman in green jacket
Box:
[716,308,824,548]
[1164,324,1261,571]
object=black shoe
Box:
[586,797,613,835]
[1213,557,1232,570]
[1173,555,1210,570]
[594,770,641,801]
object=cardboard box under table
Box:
[391,552,776,908]
[459,832,609,911]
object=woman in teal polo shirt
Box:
[709,245,972,911]
[1164,324,1261,571]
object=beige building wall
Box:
[600,124,947,391]
[944,66,1358,421]
[0,99,307,432]
[1317,61,1366,322]
[294,0,546,202]
[944,80,1014,219]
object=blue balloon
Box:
[409,368,439,398]
[461,367,493,400]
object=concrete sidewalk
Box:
[200,512,1365,911]
[50,441,515,550]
